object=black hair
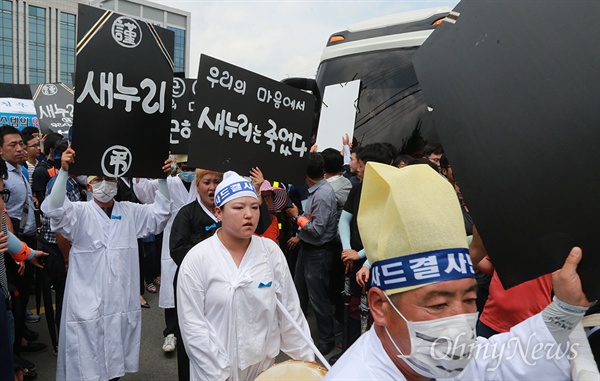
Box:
[382,142,398,161]
[351,146,362,155]
[20,127,39,137]
[394,154,414,167]
[408,157,439,173]
[22,133,37,145]
[423,143,444,157]
[439,154,450,170]
[357,143,394,165]
[321,148,344,174]
[0,125,22,146]
[306,152,325,180]
[43,132,64,155]
[53,138,68,156]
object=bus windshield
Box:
[311,7,451,155]
[316,47,438,153]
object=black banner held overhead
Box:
[170,78,197,154]
[0,84,38,130]
[412,1,600,299]
[71,4,174,178]
[188,55,314,185]
[30,83,74,136]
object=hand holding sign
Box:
[552,247,593,308]
[61,145,76,172]
[163,155,173,176]
[249,167,265,193]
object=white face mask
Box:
[91,180,117,203]
[383,293,478,379]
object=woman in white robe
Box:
[177,171,314,381]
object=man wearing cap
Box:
[324,162,591,380]
[177,171,313,381]
[41,146,172,381]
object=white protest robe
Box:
[134,176,197,308]
[177,234,314,381]
[42,192,171,381]
[324,313,571,381]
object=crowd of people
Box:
[0,124,598,381]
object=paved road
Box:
[23,286,340,380]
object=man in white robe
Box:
[177,171,314,381]
[325,163,591,381]
[41,147,172,381]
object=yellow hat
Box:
[357,162,473,295]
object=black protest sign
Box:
[71,4,174,178]
[30,83,74,136]
[0,84,38,130]
[412,1,600,299]
[170,78,197,154]
[0,83,32,99]
[188,55,314,185]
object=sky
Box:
[154,0,459,81]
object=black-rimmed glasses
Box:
[0,189,10,203]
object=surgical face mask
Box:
[383,293,478,379]
[180,171,195,183]
[90,180,118,203]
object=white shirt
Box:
[324,313,571,381]
[177,234,314,381]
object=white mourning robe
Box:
[177,234,315,381]
[324,313,571,381]
[134,176,196,308]
[42,193,171,381]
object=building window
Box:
[60,12,76,84]
[29,5,46,84]
[0,0,12,83]
[167,26,185,74]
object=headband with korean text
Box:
[371,248,475,291]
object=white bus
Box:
[288,7,452,155]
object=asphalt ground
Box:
[22,285,341,380]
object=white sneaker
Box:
[162,334,176,352]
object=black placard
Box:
[0,83,33,99]
[0,84,38,130]
[71,4,174,178]
[170,78,197,154]
[188,55,314,185]
[412,1,600,299]
[30,83,74,136]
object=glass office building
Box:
[0,0,190,85]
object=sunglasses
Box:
[0,189,10,203]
